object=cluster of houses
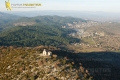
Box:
[42,49,52,56]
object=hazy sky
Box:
[0,0,120,12]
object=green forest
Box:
[0,25,80,47]
[0,15,85,47]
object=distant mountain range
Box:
[0,12,87,29]
[0,12,20,30]
[3,10,120,22]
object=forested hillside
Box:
[0,14,87,47]
[0,25,80,47]
[0,12,19,29]
[0,13,86,31]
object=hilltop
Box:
[0,46,120,80]
[0,46,93,80]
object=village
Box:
[62,21,120,52]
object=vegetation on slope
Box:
[0,46,93,80]
[0,12,20,29]
[0,24,80,47]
